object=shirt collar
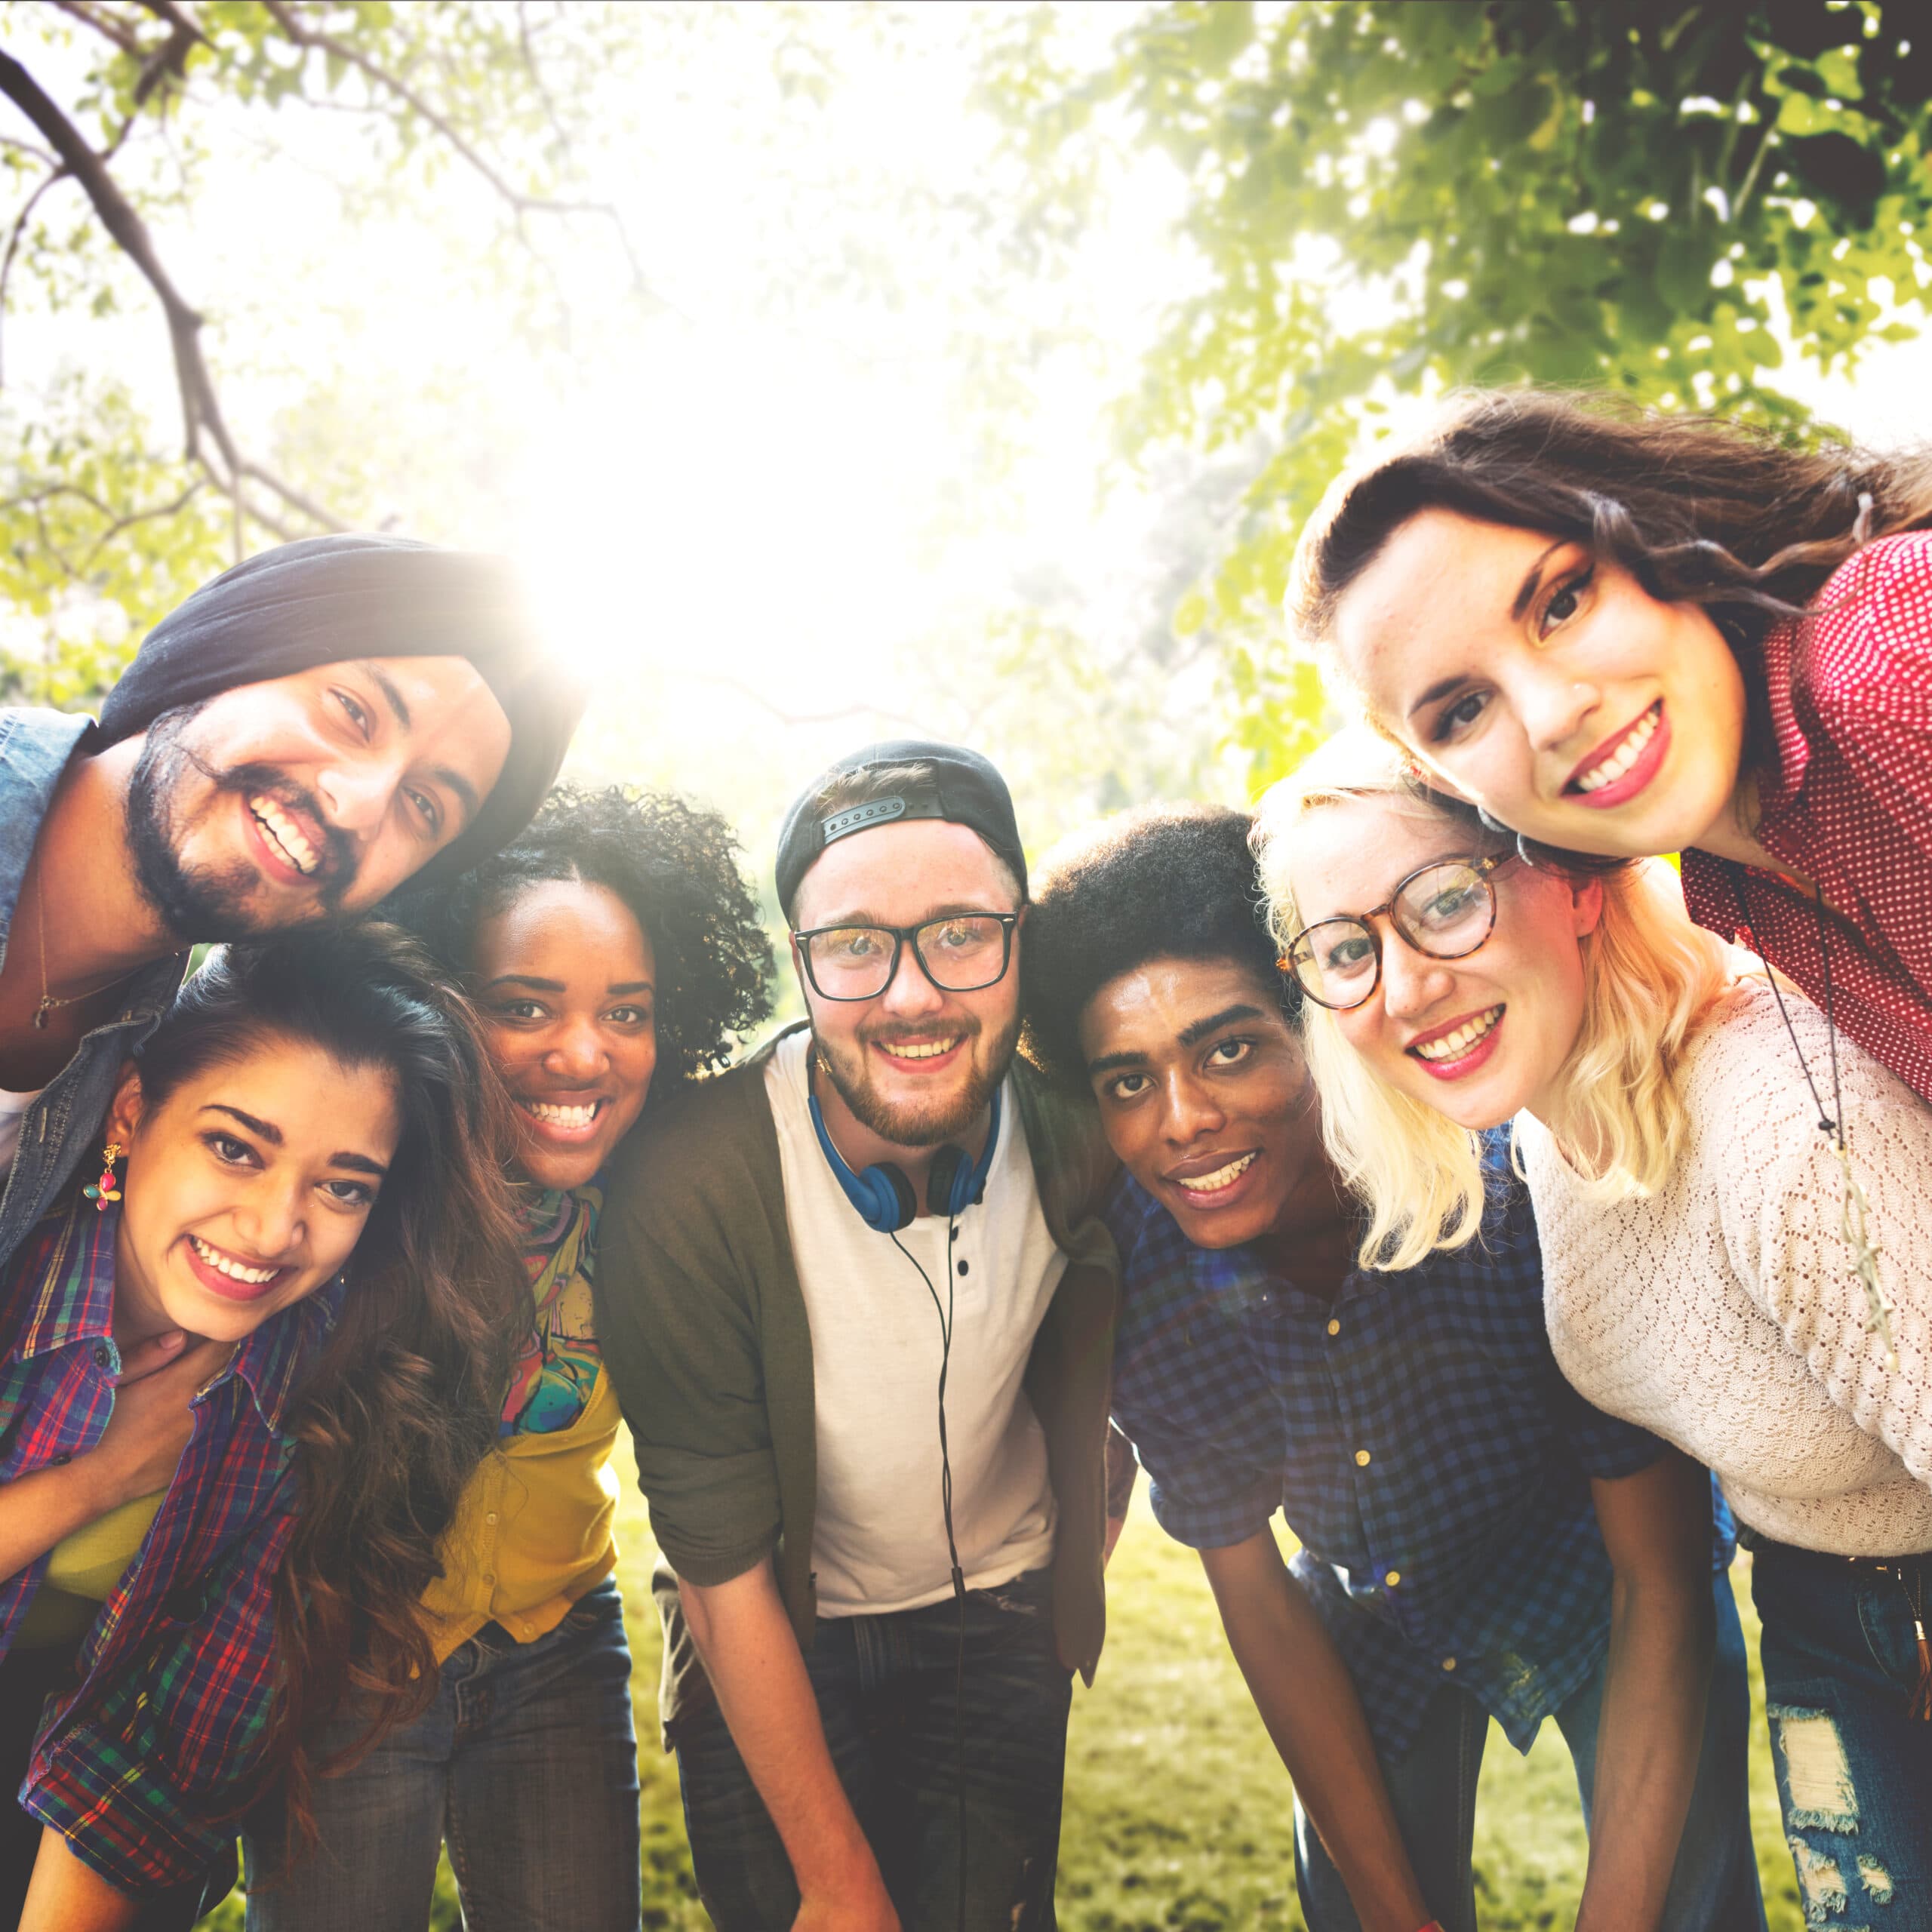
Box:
[228,1277,340,1434]
[0,709,96,952]
[10,1195,117,1359]
[8,1193,338,1434]
[1750,611,1813,830]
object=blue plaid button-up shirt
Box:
[1106,1139,1715,1761]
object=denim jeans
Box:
[674,1567,1072,1932]
[1294,1571,1765,1932]
[243,1578,641,1932]
[1750,1540,1932,1930]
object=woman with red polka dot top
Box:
[1288,389,1932,1104]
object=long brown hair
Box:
[1291,389,1932,764]
[129,926,529,1844]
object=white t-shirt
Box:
[0,1084,44,1181]
[767,1029,1064,1616]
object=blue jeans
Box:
[242,1577,641,1932]
[1751,1540,1932,1930]
[1294,1573,1764,1932]
[674,1567,1072,1932]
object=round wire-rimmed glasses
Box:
[1280,854,1515,1011]
[792,912,1020,1002]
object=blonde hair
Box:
[1251,732,1733,1270]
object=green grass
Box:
[204,1438,1807,1928]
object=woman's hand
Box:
[82,1337,228,1510]
[0,1335,220,1584]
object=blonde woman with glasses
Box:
[1253,732,1932,1929]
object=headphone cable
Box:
[889,1219,968,1932]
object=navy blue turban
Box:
[97,532,586,884]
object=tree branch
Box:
[257,0,646,290]
[127,0,209,111]
[48,1,142,57]
[0,46,341,537]
[515,1,579,171]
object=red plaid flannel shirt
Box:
[2,1200,334,1894]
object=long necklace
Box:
[1724,864,1897,1370]
[29,864,137,1031]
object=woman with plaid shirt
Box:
[0,925,526,1930]
[1023,804,1763,1932]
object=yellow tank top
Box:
[14,1489,167,1649]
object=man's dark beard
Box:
[127,703,354,940]
[813,1008,1021,1150]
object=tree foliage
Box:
[0,0,647,684]
[983,0,1932,783]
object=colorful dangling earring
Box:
[83,1140,122,1212]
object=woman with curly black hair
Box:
[244,784,773,1932]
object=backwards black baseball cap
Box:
[776,738,1028,921]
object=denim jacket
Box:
[0,709,186,1273]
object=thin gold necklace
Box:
[29,864,138,1031]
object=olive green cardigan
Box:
[593,1024,1121,1741]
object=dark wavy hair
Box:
[392,783,774,1081]
[1293,389,1932,766]
[1022,802,1295,1088]
[130,926,528,1847]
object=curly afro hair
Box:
[392,783,774,1081]
[1022,801,1297,1088]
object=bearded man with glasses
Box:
[595,740,1118,1932]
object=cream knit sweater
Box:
[1519,980,1932,1557]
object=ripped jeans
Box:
[674,1566,1071,1931]
[1751,1540,1932,1930]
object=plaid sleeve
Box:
[1116,1400,1282,1550]
[1552,1374,1669,1482]
[26,1500,297,1894]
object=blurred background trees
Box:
[3,0,1927,854]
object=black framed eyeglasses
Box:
[792,912,1020,1002]
[1281,854,1515,1011]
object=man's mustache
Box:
[183,747,358,890]
[857,1016,982,1049]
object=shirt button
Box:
[51,1451,72,1467]
[482,1572,496,1586]
[1441,1657,1457,1672]
[1327,1319,1340,1337]
[485,1512,498,1525]
[957,1259,969,1277]
[1384,1570,1401,1588]
[93,1344,114,1370]
[1354,1449,1371,1467]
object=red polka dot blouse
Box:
[1682,531,1932,1104]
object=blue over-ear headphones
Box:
[808,1082,1002,1232]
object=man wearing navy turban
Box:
[0,531,585,1275]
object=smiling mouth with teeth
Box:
[189,1233,284,1285]
[1175,1152,1257,1194]
[1569,701,1662,795]
[521,1098,605,1128]
[249,794,321,876]
[878,1037,961,1061]
[1411,1004,1504,1062]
